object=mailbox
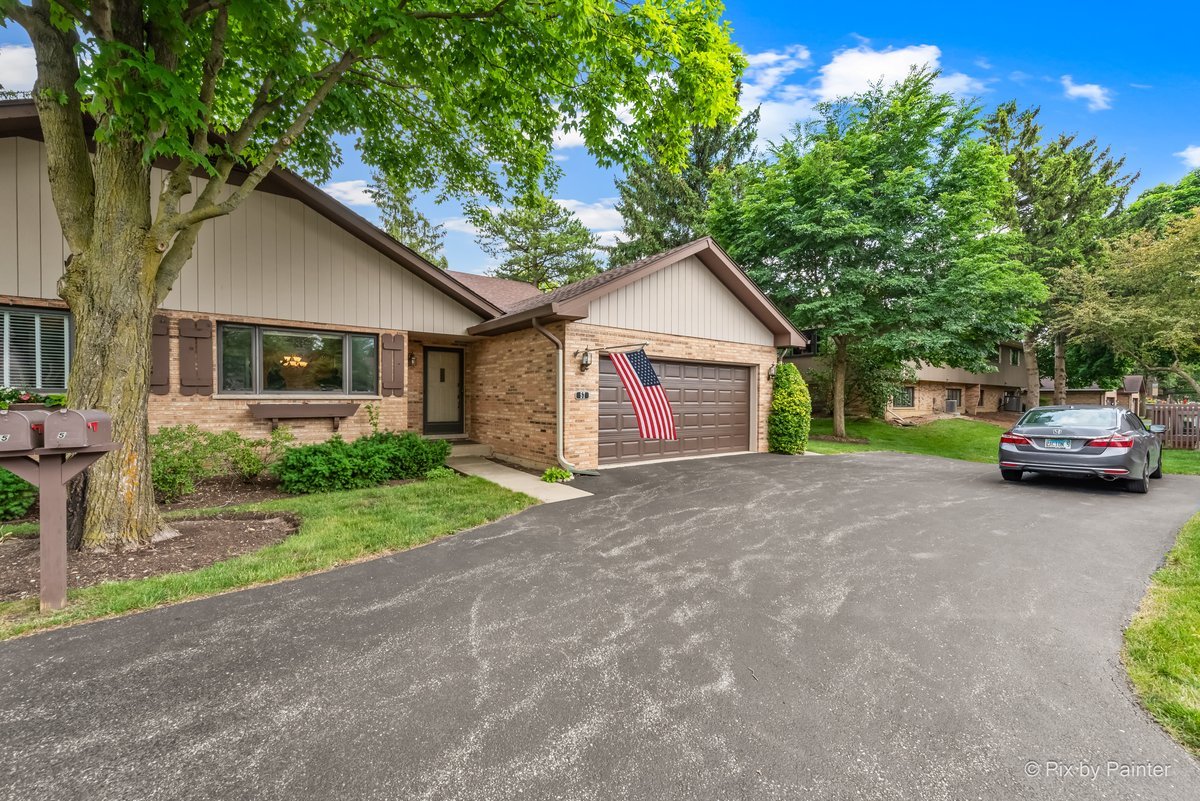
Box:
[0,409,49,452]
[43,409,113,449]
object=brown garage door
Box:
[598,357,751,464]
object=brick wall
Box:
[891,380,1018,418]
[468,325,560,466]
[148,310,411,442]
[562,323,777,470]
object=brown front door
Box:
[423,347,464,435]
[598,358,751,465]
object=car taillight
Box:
[1000,432,1032,445]
[1085,435,1134,448]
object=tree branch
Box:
[408,0,510,21]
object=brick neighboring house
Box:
[0,99,804,470]
[787,341,1028,419]
[1038,375,1156,413]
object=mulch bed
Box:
[162,476,293,511]
[0,512,300,602]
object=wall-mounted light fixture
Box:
[768,364,778,379]
[408,352,417,368]
[579,350,593,371]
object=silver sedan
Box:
[998,405,1166,493]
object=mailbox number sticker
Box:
[57,431,67,440]
[0,434,8,442]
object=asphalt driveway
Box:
[3,452,1199,800]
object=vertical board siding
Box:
[0,137,482,334]
[586,255,775,346]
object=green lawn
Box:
[806,417,1200,474]
[0,475,535,640]
[1124,512,1200,757]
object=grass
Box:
[0,475,535,640]
[1124,512,1200,757]
[805,416,1200,474]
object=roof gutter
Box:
[531,317,596,476]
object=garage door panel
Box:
[599,357,751,465]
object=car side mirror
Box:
[1149,424,1167,434]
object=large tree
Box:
[1070,210,1200,397]
[1119,168,1200,233]
[1,0,742,548]
[708,70,1044,437]
[610,101,759,265]
[371,176,448,269]
[983,102,1135,406]
[469,193,600,290]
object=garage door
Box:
[598,358,751,464]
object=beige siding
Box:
[585,255,774,346]
[0,137,481,334]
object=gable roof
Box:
[0,99,503,321]
[466,237,807,347]
[447,271,543,312]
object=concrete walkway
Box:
[446,455,592,503]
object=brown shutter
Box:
[380,333,406,397]
[178,318,214,396]
[150,315,170,395]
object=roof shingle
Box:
[446,271,544,313]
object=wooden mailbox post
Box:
[0,409,116,611]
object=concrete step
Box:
[449,442,493,458]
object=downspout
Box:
[532,318,597,476]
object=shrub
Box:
[541,466,574,483]
[275,432,451,494]
[0,469,36,521]
[425,466,457,480]
[768,362,812,454]
[149,425,296,502]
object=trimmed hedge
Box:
[768,362,812,454]
[0,469,36,521]
[276,432,451,494]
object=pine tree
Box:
[469,194,601,290]
[371,176,449,269]
[611,105,759,265]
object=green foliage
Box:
[767,363,811,454]
[275,432,451,494]
[541,467,574,483]
[1121,169,1200,233]
[710,70,1045,432]
[0,388,66,409]
[1070,210,1200,396]
[469,193,601,290]
[1034,340,1133,388]
[0,469,36,521]
[149,425,293,502]
[611,103,760,265]
[424,466,458,480]
[371,176,448,268]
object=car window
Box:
[1126,413,1146,431]
[1019,408,1118,428]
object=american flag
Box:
[608,348,677,441]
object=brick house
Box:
[0,100,804,471]
[787,341,1029,419]
[1038,375,1155,413]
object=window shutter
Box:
[178,318,214,396]
[380,333,405,397]
[150,315,170,395]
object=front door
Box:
[424,348,464,435]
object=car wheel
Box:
[1126,460,1150,494]
[1150,453,1164,479]
[1001,469,1022,482]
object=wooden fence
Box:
[1148,403,1200,450]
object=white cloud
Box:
[322,179,375,207]
[555,198,623,231]
[1061,75,1112,111]
[741,45,812,108]
[815,44,984,102]
[441,217,479,236]
[1175,145,1200,169]
[0,45,36,93]
[553,127,587,149]
[593,230,624,248]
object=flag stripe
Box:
[608,350,677,441]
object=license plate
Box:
[1044,438,1072,450]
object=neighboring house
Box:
[0,100,804,471]
[1038,375,1156,413]
[787,342,1028,419]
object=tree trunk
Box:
[1022,332,1041,410]
[59,145,163,550]
[1053,333,1068,405]
[831,338,848,439]
[1172,367,1200,399]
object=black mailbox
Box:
[44,409,113,449]
[0,409,49,452]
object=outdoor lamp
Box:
[579,350,593,371]
[768,364,778,379]
[408,352,417,367]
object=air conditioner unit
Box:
[945,399,959,414]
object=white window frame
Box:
[1,307,72,391]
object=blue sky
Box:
[2,2,1198,274]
